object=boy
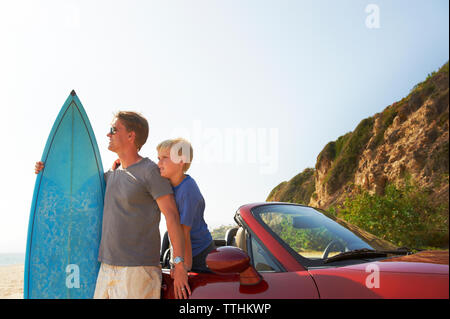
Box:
[156,138,215,272]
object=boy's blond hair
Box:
[157,138,193,172]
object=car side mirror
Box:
[206,246,262,286]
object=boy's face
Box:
[157,147,184,179]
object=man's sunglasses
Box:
[109,127,118,135]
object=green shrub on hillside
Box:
[335,180,449,249]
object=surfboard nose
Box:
[71,90,76,96]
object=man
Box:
[35,111,191,299]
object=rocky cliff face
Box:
[268,62,449,212]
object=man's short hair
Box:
[157,138,194,172]
[114,111,149,151]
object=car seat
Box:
[235,227,248,253]
[225,227,239,246]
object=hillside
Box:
[267,62,449,248]
[267,168,315,205]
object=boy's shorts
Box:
[192,241,216,272]
[93,263,162,299]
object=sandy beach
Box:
[0,264,24,299]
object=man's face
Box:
[107,119,130,153]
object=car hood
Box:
[380,250,448,266]
[308,251,448,298]
[337,250,449,275]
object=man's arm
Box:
[182,224,193,271]
[156,193,191,299]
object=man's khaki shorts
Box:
[94,263,162,299]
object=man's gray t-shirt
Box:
[98,157,173,266]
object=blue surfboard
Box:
[24,90,105,299]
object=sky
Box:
[0,0,448,253]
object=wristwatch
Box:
[173,256,184,266]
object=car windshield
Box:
[252,204,398,261]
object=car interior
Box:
[160,226,247,270]
[160,225,283,274]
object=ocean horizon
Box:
[0,253,25,266]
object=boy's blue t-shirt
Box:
[173,175,212,256]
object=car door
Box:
[161,227,319,299]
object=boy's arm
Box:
[156,193,191,299]
[112,158,121,170]
[182,224,193,271]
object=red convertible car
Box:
[160,202,449,299]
